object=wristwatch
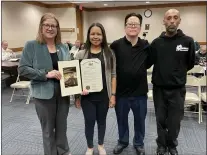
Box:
[111,93,116,96]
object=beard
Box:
[166,25,177,34]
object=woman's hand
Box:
[81,89,89,95]
[109,95,116,108]
[46,70,62,80]
[75,98,81,109]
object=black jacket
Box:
[150,29,195,88]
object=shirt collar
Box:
[124,36,142,47]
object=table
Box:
[2,61,19,68]
[2,61,19,86]
[2,61,19,75]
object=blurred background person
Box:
[66,40,73,51]
[194,41,200,53]
[195,45,206,65]
[2,40,15,61]
[80,43,85,50]
[70,39,81,59]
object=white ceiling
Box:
[41,1,188,8]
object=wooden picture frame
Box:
[145,24,150,30]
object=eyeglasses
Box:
[42,24,57,29]
[126,23,140,28]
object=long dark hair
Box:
[85,22,112,69]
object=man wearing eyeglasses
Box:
[110,13,152,155]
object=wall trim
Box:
[20,1,206,10]
[198,42,207,45]
[21,1,49,8]
[20,1,76,8]
[10,47,24,52]
[47,3,76,8]
[85,1,207,12]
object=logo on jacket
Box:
[176,45,189,51]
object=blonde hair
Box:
[36,13,61,44]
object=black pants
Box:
[153,86,186,149]
[81,98,109,148]
[34,82,70,155]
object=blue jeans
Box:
[115,96,147,147]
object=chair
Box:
[147,65,153,74]
[200,76,207,102]
[199,76,207,122]
[187,65,205,76]
[147,75,153,101]
[10,75,31,104]
[2,72,10,89]
[185,75,202,123]
[201,93,206,103]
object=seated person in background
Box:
[195,45,206,65]
[80,43,85,50]
[2,40,14,61]
[70,40,81,59]
[66,40,73,50]
[194,41,200,53]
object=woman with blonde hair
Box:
[18,13,71,155]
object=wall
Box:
[2,2,48,47]
[83,10,89,42]
[87,6,206,43]
[2,2,205,47]
[48,7,77,43]
[2,2,77,48]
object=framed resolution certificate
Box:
[58,58,103,96]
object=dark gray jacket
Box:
[18,40,70,99]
